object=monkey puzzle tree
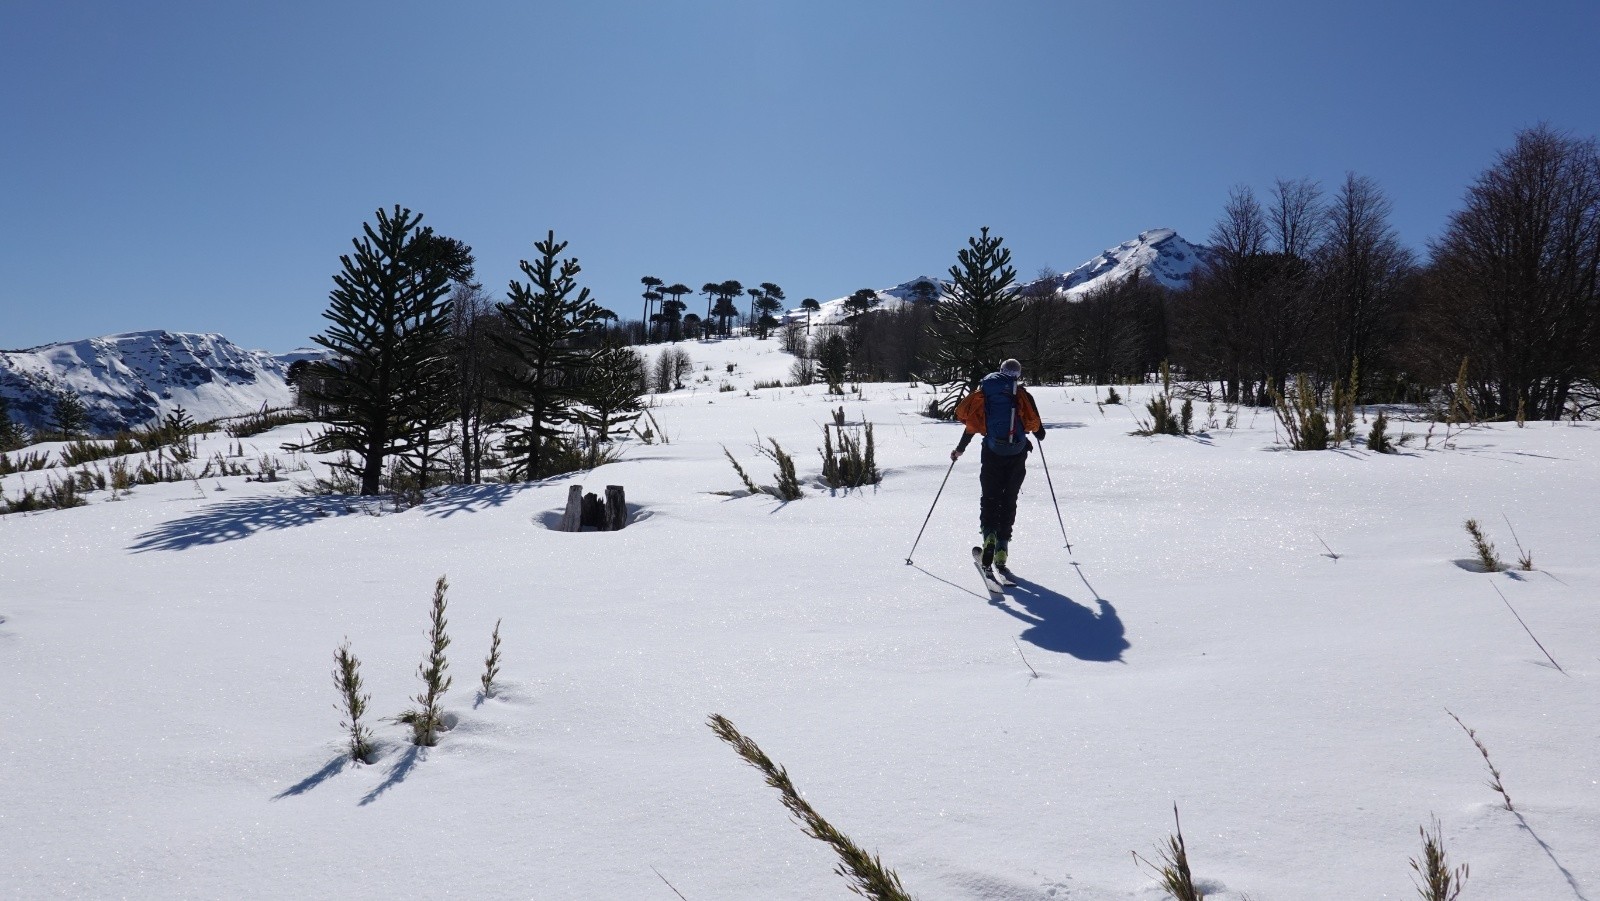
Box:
[928,227,1025,415]
[300,206,466,495]
[494,230,606,479]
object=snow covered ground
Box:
[3,336,1597,899]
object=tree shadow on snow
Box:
[992,575,1129,662]
[128,496,346,552]
[272,756,347,799]
[359,746,422,806]
[420,483,529,518]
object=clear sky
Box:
[3,0,1597,353]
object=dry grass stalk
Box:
[1133,804,1204,900]
[1445,709,1514,811]
[707,713,914,901]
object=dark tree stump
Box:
[604,485,627,530]
[581,492,606,529]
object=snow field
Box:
[2,337,1597,899]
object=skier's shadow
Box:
[994,575,1128,662]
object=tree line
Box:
[808,124,1600,422]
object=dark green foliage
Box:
[1463,518,1504,572]
[225,407,311,439]
[708,714,915,901]
[1104,386,1122,405]
[722,444,761,494]
[816,333,851,395]
[763,439,803,501]
[296,206,464,495]
[0,450,50,476]
[51,390,88,438]
[332,640,374,764]
[1271,375,1330,450]
[479,619,503,699]
[494,231,606,480]
[844,288,880,318]
[399,575,453,747]
[1367,410,1393,452]
[573,342,645,444]
[60,436,138,467]
[820,422,880,489]
[0,394,24,451]
[929,227,1024,416]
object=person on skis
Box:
[949,358,1045,570]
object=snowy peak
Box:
[0,330,299,434]
[1032,228,1213,298]
[789,276,943,327]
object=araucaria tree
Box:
[301,206,468,495]
[929,227,1025,414]
[573,340,646,444]
[494,231,606,479]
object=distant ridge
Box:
[0,331,305,434]
[791,229,1211,325]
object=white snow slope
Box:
[0,331,302,433]
[3,337,1597,900]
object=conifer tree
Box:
[493,231,606,479]
[0,394,24,451]
[573,340,646,444]
[297,206,467,495]
[929,227,1025,415]
[51,390,88,438]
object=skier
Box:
[949,358,1045,571]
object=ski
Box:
[994,565,1017,588]
[971,546,1005,595]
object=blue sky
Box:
[3,0,1597,352]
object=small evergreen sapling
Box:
[332,640,374,763]
[399,575,453,747]
[480,618,503,699]
[1367,410,1393,453]
[1463,519,1504,572]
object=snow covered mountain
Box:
[791,229,1212,326]
[1031,227,1213,298]
[0,330,306,434]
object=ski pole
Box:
[905,456,958,564]
[1036,441,1073,554]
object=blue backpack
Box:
[980,372,1027,455]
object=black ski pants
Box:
[978,444,1028,543]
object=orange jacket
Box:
[954,385,1042,437]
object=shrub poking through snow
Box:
[1270,374,1330,450]
[762,439,803,501]
[1104,385,1122,405]
[332,640,374,763]
[1367,410,1393,453]
[1409,816,1468,901]
[398,576,453,747]
[707,714,914,901]
[1135,362,1190,437]
[722,445,761,495]
[1463,518,1504,572]
[820,421,880,489]
[1133,804,1205,901]
[480,618,502,699]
